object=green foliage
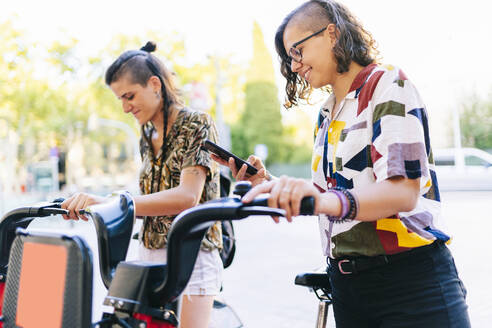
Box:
[47,38,79,75]
[231,21,284,165]
[0,21,247,166]
[247,21,275,83]
[460,93,492,149]
[281,124,313,164]
[176,55,246,126]
[0,19,30,124]
[0,18,29,78]
[9,81,82,135]
[0,20,80,142]
[0,16,315,181]
[231,21,313,166]
[232,81,283,164]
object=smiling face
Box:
[110,74,163,125]
[283,23,337,88]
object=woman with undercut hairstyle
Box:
[217,1,471,327]
[62,42,223,328]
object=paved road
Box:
[7,191,491,327]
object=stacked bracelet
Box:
[334,186,358,222]
[327,189,349,219]
[326,187,359,223]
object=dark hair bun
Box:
[140,41,157,53]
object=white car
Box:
[433,148,492,191]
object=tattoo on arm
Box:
[188,168,201,175]
[183,167,206,177]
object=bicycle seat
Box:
[295,272,331,291]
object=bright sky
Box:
[3,0,492,147]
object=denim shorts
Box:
[328,242,471,328]
[138,244,223,296]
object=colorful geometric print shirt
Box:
[312,64,449,259]
[139,108,222,251]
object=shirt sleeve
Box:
[181,112,219,181]
[370,68,432,191]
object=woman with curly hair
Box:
[218,1,471,327]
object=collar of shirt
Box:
[319,63,379,119]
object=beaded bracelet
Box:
[324,187,359,223]
[333,186,358,222]
[326,189,349,222]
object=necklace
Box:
[149,107,169,194]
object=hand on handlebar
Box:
[211,154,269,187]
[241,176,320,223]
[61,192,106,221]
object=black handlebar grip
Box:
[299,196,315,215]
[249,196,315,216]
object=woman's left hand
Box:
[241,176,321,222]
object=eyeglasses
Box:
[288,27,327,63]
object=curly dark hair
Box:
[275,0,379,108]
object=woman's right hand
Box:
[61,192,106,221]
[241,175,322,223]
[211,154,270,187]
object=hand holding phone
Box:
[201,140,258,176]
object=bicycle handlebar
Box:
[0,186,315,307]
[0,192,135,289]
[155,193,315,304]
[0,201,69,276]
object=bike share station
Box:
[0,182,333,328]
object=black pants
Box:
[328,242,471,328]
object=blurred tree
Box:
[82,33,245,130]
[246,22,276,83]
[0,20,82,192]
[0,20,83,165]
[230,21,314,165]
[459,93,492,150]
[282,110,315,164]
[177,55,245,127]
[9,80,82,137]
[231,21,284,165]
[47,37,80,76]
[0,20,248,191]
[0,19,31,127]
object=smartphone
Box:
[201,140,258,176]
